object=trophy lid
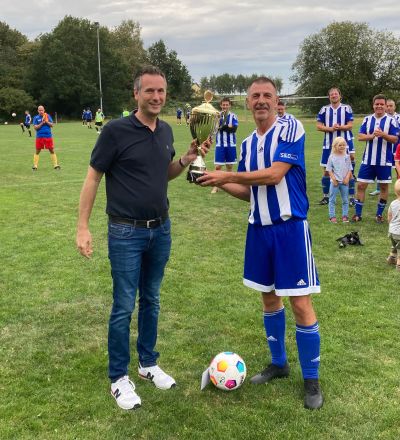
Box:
[192,90,219,116]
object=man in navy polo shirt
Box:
[76,66,210,410]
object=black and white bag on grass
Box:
[336,231,364,248]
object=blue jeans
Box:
[107,218,171,381]
[329,183,349,218]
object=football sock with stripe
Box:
[263,308,287,367]
[355,199,363,217]
[321,176,330,196]
[376,198,387,217]
[296,321,320,379]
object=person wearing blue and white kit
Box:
[211,97,239,194]
[316,87,355,206]
[326,137,353,223]
[353,94,399,223]
[198,77,323,410]
[369,99,400,196]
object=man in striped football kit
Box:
[211,97,239,194]
[317,87,355,205]
[198,77,323,410]
[352,94,399,223]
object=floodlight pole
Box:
[95,22,103,112]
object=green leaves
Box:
[292,21,400,113]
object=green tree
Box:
[291,21,400,113]
[0,87,35,120]
[27,16,140,116]
[110,20,148,109]
[235,74,247,96]
[0,22,35,118]
[215,73,235,95]
[148,40,192,100]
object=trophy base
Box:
[187,168,205,184]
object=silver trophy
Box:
[187,90,220,183]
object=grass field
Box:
[0,116,399,440]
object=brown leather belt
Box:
[109,212,169,229]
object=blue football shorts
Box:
[320,146,331,167]
[243,219,321,296]
[214,145,237,165]
[357,163,393,183]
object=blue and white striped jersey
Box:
[317,103,354,147]
[238,117,309,226]
[277,113,295,121]
[215,112,238,147]
[359,114,399,166]
[25,113,31,124]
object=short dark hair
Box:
[277,100,286,106]
[133,65,167,91]
[247,77,277,94]
[373,94,386,103]
[220,97,231,105]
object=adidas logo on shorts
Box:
[297,279,307,286]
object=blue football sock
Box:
[349,178,355,197]
[351,160,356,175]
[296,321,320,379]
[321,176,330,196]
[355,199,363,217]
[263,308,287,367]
[376,198,387,216]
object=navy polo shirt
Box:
[90,112,175,220]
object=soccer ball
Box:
[209,352,246,391]
[4,122,8,125]
[11,112,16,117]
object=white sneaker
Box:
[138,364,176,390]
[369,189,380,196]
[111,375,141,410]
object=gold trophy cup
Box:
[187,90,220,183]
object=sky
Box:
[3,1,400,94]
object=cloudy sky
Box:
[3,1,400,93]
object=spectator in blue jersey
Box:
[369,99,400,196]
[198,77,323,410]
[353,94,399,223]
[211,97,239,194]
[316,88,355,206]
[277,101,294,120]
[82,109,87,126]
[86,108,93,129]
[20,110,32,137]
[176,107,183,125]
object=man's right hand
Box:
[76,228,93,258]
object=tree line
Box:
[291,21,400,114]
[200,74,283,96]
[1,19,400,119]
[0,17,192,119]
